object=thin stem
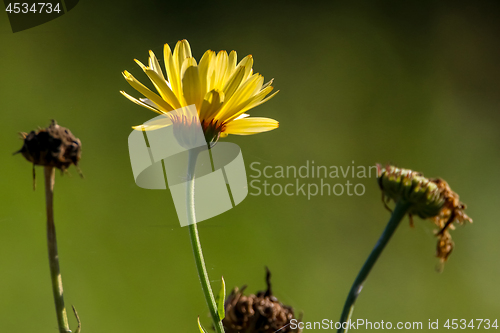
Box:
[186,149,225,333]
[44,166,71,333]
[337,201,411,333]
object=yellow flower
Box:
[121,39,279,145]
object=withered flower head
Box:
[223,268,301,333]
[377,164,472,263]
[16,120,82,172]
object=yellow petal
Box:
[122,71,174,112]
[212,51,228,90]
[262,78,274,90]
[180,57,198,78]
[227,50,238,77]
[237,55,254,81]
[132,115,173,131]
[234,113,250,120]
[224,117,279,135]
[148,50,165,81]
[134,56,180,107]
[164,42,182,98]
[143,68,182,109]
[134,59,147,71]
[198,50,215,97]
[182,64,202,110]
[173,40,192,74]
[120,91,164,115]
[132,123,171,131]
[222,66,245,101]
[215,73,263,120]
[227,88,279,121]
[245,89,279,111]
[200,89,225,121]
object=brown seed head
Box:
[223,268,301,333]
[16,120,82,171]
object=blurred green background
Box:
[1,1,499,332]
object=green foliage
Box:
[216,276,226,321]
[197,316,208,333]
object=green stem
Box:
[337,201,411,333]
[186,149,225,333]
[44,166,71,333]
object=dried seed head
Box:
[431,178,472,230]
[377,164,472,263]
[223,268,301,333]
[436,230,454,263]
[16,120,82,171]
